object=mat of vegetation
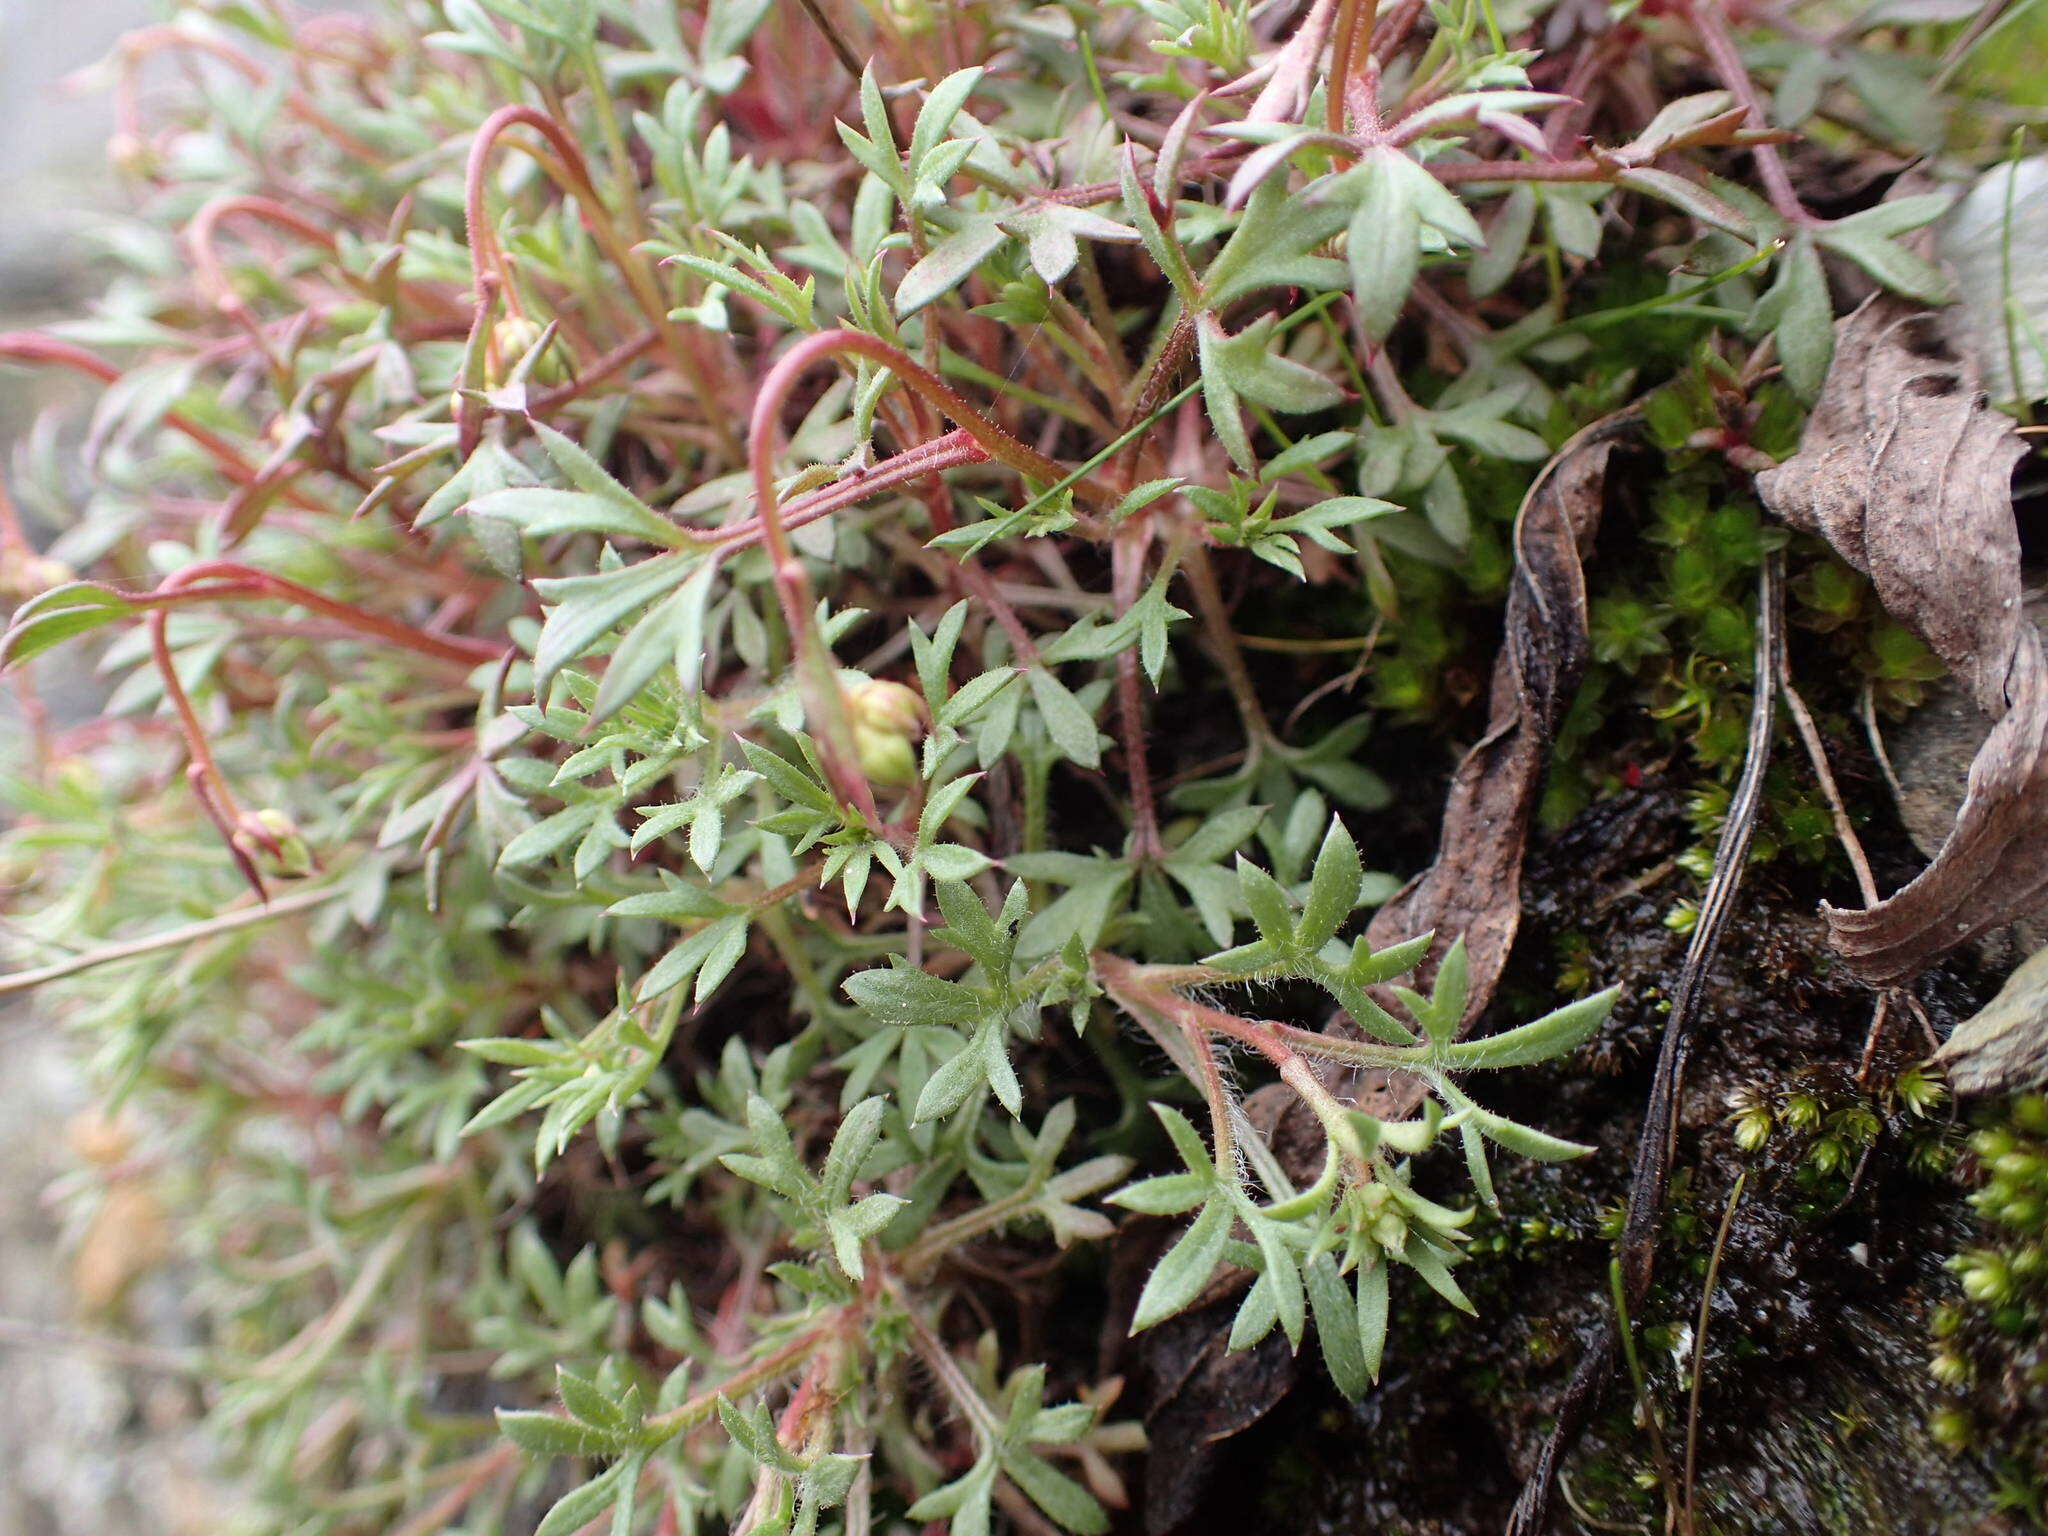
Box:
[1,1,2044,1532]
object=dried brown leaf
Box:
[1140,417,1627,1484]
[1757,298,2027,715]
[1138,1301,1297,1533]
[1298,418,1625,1131]
[1361,420,1622,1017]
[1756,296,2039,983]
[1935,941,2048,1094]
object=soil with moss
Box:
[1156,776,2011,1535]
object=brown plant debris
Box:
[1756,295,2040,987]
[1362,412,1630,1024]
[1935,942,2048,1095]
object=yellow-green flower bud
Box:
[490,315,569,388]
[846,678,923,788]
[233,808,315,880]
[0,549,75,602]
[879,0,935,34]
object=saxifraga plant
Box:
[0,0,1977,1530]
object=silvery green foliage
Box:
[0,0,1967,1530]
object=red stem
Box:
[147,607,265,895]
[462,106,739,457]
[187,195,340,320]
[1683,0,1811,226]
[711,429,987,549]
[134,562,504,893]
[0,333,299,497]
[144,563,506,667]
[1431,157,1608,185]
[746,331,1096,818]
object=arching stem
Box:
[747,330,1101,822]
[462,105,738,457]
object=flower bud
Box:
[847,678,924,788]
[106,132,154,178]
[0,548,76,601]
[233,808,315,880]
[490,315,569,387]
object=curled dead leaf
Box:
[1755,296,2039,982]
[1358,418,1623,1019]
[1936,942,2048,1094]
[1270,417,1628,1161]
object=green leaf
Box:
[1119,144,1197,301]
[911,599,970,705]
[1344,151,1424,340]
[1306,1253,1369,1397]
[1816,225,1954,305]
[1469,184,1536,298]
[1247,1214,1306,1346]
[1425,936,1469,1042]
[497,1410,617,1458]
[1461,1121,1498,1212]
[738,740,835,812]
[921,842,992,881]
[557,1365,628,1431]
[1198,311,1347,414]
[1438,987,1615,1068]
[531,552,696,697]
[1404,1239,1475,1315]
[1204,172,1349,307]
[535,1461,629,1536]
[979,1018,1022,1116]
[499,802,605,868]
[0,584,141,669]
[531,419,683,526]
[1350,931,1433,987]
[468,487,688,547]
[843,964,983,1027]
[896,217,1006,316]
[858,63,903,192]
[1464,1103,1592,1162]
[913,1029,991,1122]
[590,557,718,725]
[932,878,1013,973]
[1357,1257,1388,1379]
[1107,1171,1211,1215]
[941,666,1020,727]
[609,879,730,922]
[1152,1102,1215,1178]
[1616,167,1755,241]
[821,1095,887,1199]
[1026,667,1102,768]
[1297,819,1362,951]
[1236,857,1296,948]
[1001,1446,1110,1534]
[909,66,984,170]
[638,913,753,1002]
[1130,1196,1231,1332]
[1768,235,1834,404]
[1196,327,1254,472]
[907,1457,997,1531]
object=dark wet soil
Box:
[1153,782,2015,1536]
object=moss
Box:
[1932,1094,2048,1520]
